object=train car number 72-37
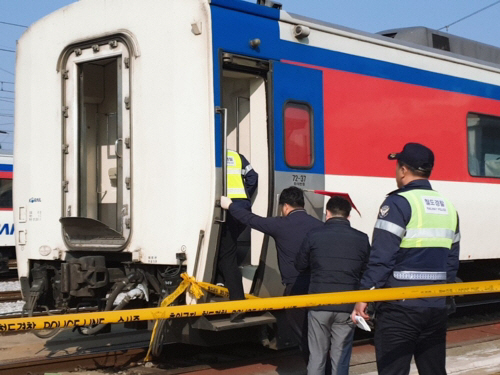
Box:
[292,174,306,187]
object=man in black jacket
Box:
[221,186,322,360]
[296,196,370,375]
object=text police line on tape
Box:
[1,280,500,332]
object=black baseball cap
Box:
[388,143,434,172]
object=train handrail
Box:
[215,106,227,223]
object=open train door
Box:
[255,61,325,299]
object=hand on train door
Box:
[221,196,233,210]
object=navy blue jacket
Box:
[237,153,258,201]
[295,217,370,312]
[228,205,323,284]
[360,179,460,308]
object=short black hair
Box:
[279,186,304,208]
[326,196,351,218]
[398,160,431,178]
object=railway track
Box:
[1,316,500,375]
[0,291,21,303]
[0,346,147,375]
[0,298,499,374]
[0,322,500,375]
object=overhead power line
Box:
[439,0,500,31]
[0,48,15,53]
[0,21,28,28]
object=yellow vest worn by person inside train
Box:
[226,150,248,199]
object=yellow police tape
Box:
[144,273,258,360]
[2,279,500,354]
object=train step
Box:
[192,311,276,331]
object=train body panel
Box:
[14,0,216,280]
[12,0,500,345]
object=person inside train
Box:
[221,186,322,361]
[217,150,258,302]
[351,142,460,375]
[295,196,370,375]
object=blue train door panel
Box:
[272,61,325,219]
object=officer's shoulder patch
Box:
[379,205,390,218]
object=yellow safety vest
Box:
[226,150,248,199]
[398,189,458,249]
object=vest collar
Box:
[389,179,432,196]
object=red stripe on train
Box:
[282,59,500,184]
[323,69,500,183]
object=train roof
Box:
[378,27,500,66]
[241,0,500,72]
[20,0,500,74]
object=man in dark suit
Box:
[296,196,370,375]
[221,186,322,360]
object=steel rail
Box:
[0,347,147,375]
[0,291,21,303]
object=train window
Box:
[284,102,313,168]
[468,113,500,178]
[0,179,12,209]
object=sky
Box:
[1,0,500,152]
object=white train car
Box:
[0,153,13,273]
[14,0,500,347]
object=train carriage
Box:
[0,154,13,273]
[14,0,500,347]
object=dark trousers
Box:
[374,303,448,375]
[284,277,310,362]
[217,211,246,301]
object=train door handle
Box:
[115,138,123,158]
[215,106,227,223]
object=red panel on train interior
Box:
[320,69,500,183]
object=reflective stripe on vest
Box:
[397,189,457,249]
[227,150,247,199]
[393,271,447,281]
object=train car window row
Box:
[284,101,313,169]
[468,113,500,178]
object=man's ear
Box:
[400,164,408,176]
[325,210,332,220]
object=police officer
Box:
[351,143,460,375]
[218,150,258,301]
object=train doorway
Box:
[210,54,271,296]
[61,39,132,249]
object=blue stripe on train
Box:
[0,164,13,172]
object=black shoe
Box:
[230,312,245,322]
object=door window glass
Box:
[284,102,313,168]
[468,113,500,177]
